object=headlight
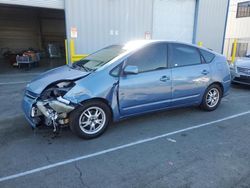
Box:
[40,81,75,100]
[56,81,72,88]
[53,81,75,97]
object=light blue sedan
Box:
[22,40,231,139]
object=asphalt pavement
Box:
[0,74,250,188]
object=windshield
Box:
[72,45,126,71]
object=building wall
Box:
[65,0,229,54]
[195,0,229,53]
[65,0,153,54]
[223,0,250,58]
[225,0,250,39]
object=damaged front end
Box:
[28,81,76,133]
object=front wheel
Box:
[69,101,111,139]
[200,84,222,111]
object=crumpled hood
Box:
[235,58,250,69]
[26,65,90,94]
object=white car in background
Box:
[230,57,250,85]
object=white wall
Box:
[195,0,229,53]
[224,0,250,58]
[225,0,250,39]
[65,0,229,54]
[152,0,196,43]
[65,0,153,54]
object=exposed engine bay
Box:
[30,81,76,134]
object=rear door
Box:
[169,43,211,106]
[118,43,172,116]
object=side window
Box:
[169,44,201,68]
[126,44,167,73]
[200,49,215,63]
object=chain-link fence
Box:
[224,38,250,61]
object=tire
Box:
[69,101,111,139]
[200,84,222,111]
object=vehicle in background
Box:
[22,40,231,139]
[230,56,250,85]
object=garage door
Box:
[0,5,66,59]
[0,0,64,9]
[152,0,196,43]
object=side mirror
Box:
[123,65,139,75]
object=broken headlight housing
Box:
[40,81,75,100]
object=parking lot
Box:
[0,73,250,188]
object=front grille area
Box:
[234,76,250,84]
[237,67,250,75]
[25,90,38,99]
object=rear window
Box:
[200,49,215,63]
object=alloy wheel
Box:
[79,106,106,135]
[206,88,220,108]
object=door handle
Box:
[201,70,209,75]
[160,75,170,82]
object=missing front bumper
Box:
[36,98,74,120]
[23,96,75,132]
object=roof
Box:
[122,40,222,56]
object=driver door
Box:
[118,43,172,116]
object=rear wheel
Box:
[200,84,222,111]
[69,101,111,139]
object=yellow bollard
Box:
[69,39,88,63]
[231,39,237,63]
[70,39,75,63]
[64,39,69,64]
[198,42,203,47]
